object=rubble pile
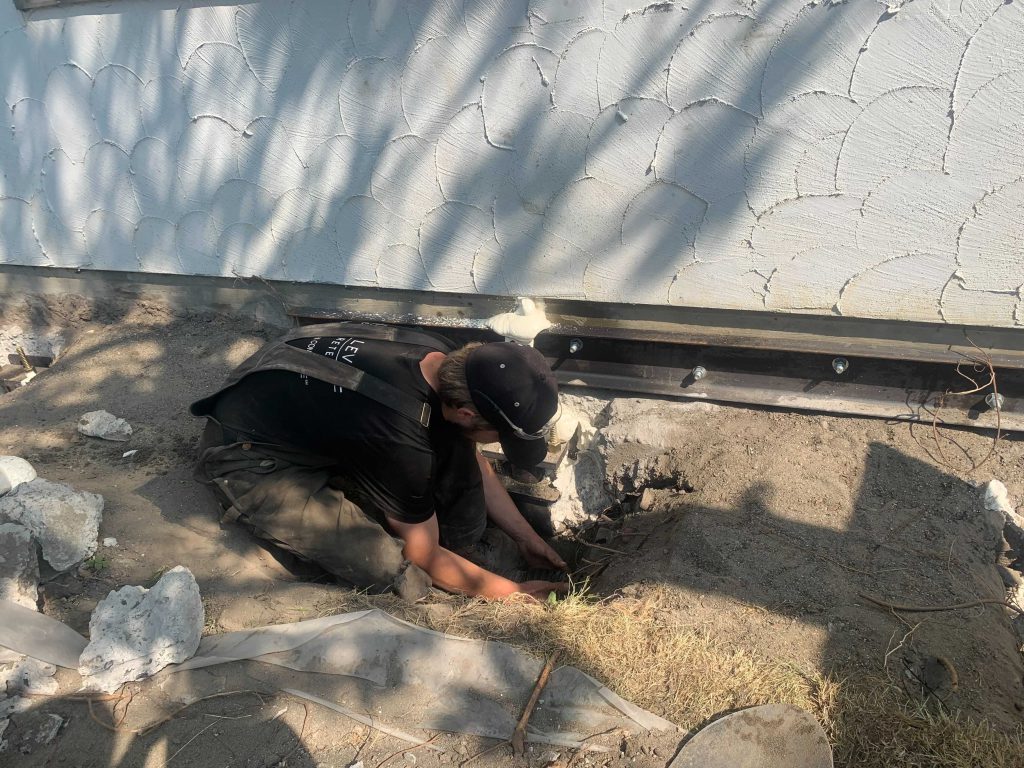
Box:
[0,452,105,747]
[0,406,149,746]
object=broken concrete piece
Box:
[0,523,39,609]
[0,457,36,496]
[78,410,133,441]
[79,565,203,692]
[17,713,64,753]
[102,537,117,548]
[985,480,1015,517]
[0,711,64,755]
[550,451,613,532]
[0,479,103,572]
[0,656,58,698]
[0,656,59,728]
[984,480,1024,555]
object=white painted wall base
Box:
[1,0,1022,326]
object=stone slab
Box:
[670,704,832,768]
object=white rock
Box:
[550,451,613,532]
[79,565,203,692]
[984,479,1015,516]
[102,537,118,548]
[0,456,36,496]
[984,479,1024,547]
[0,479,103,572]
[77,410,133,442]
[0,523,39,609]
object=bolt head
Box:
[832,357,849,374]
[692,365,707,381]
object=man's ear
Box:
[453,406,479,426]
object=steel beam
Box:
[291,313,1023,433]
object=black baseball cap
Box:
[465,342,559,468]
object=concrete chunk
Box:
[0,479,103,572]
[0,656,58,726]
[0,523,39,609]
[0,657,58,698]
[0,456,36,496]
[79,566,203,692]
[77,410,133,442]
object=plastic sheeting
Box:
[178,609,675,748]
[0,599,86,668]
[0,601,674,748]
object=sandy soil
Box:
[1,297,1022,767]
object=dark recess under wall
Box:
[0,265,1018,431]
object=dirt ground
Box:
[2,295,1023,767]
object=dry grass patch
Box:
[316,587,1024,768]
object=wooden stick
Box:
[511,651,560,757]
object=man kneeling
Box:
[190,322,567,601]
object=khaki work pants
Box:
[193,421,432,601]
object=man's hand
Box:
[516,580,570,600]
[516,535,567,571]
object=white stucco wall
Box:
[1,0,1022,326]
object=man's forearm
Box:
[476,453,542,543]
[414,545,520,599]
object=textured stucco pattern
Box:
[1,0,1023,325]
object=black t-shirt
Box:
[210,333,479,525]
